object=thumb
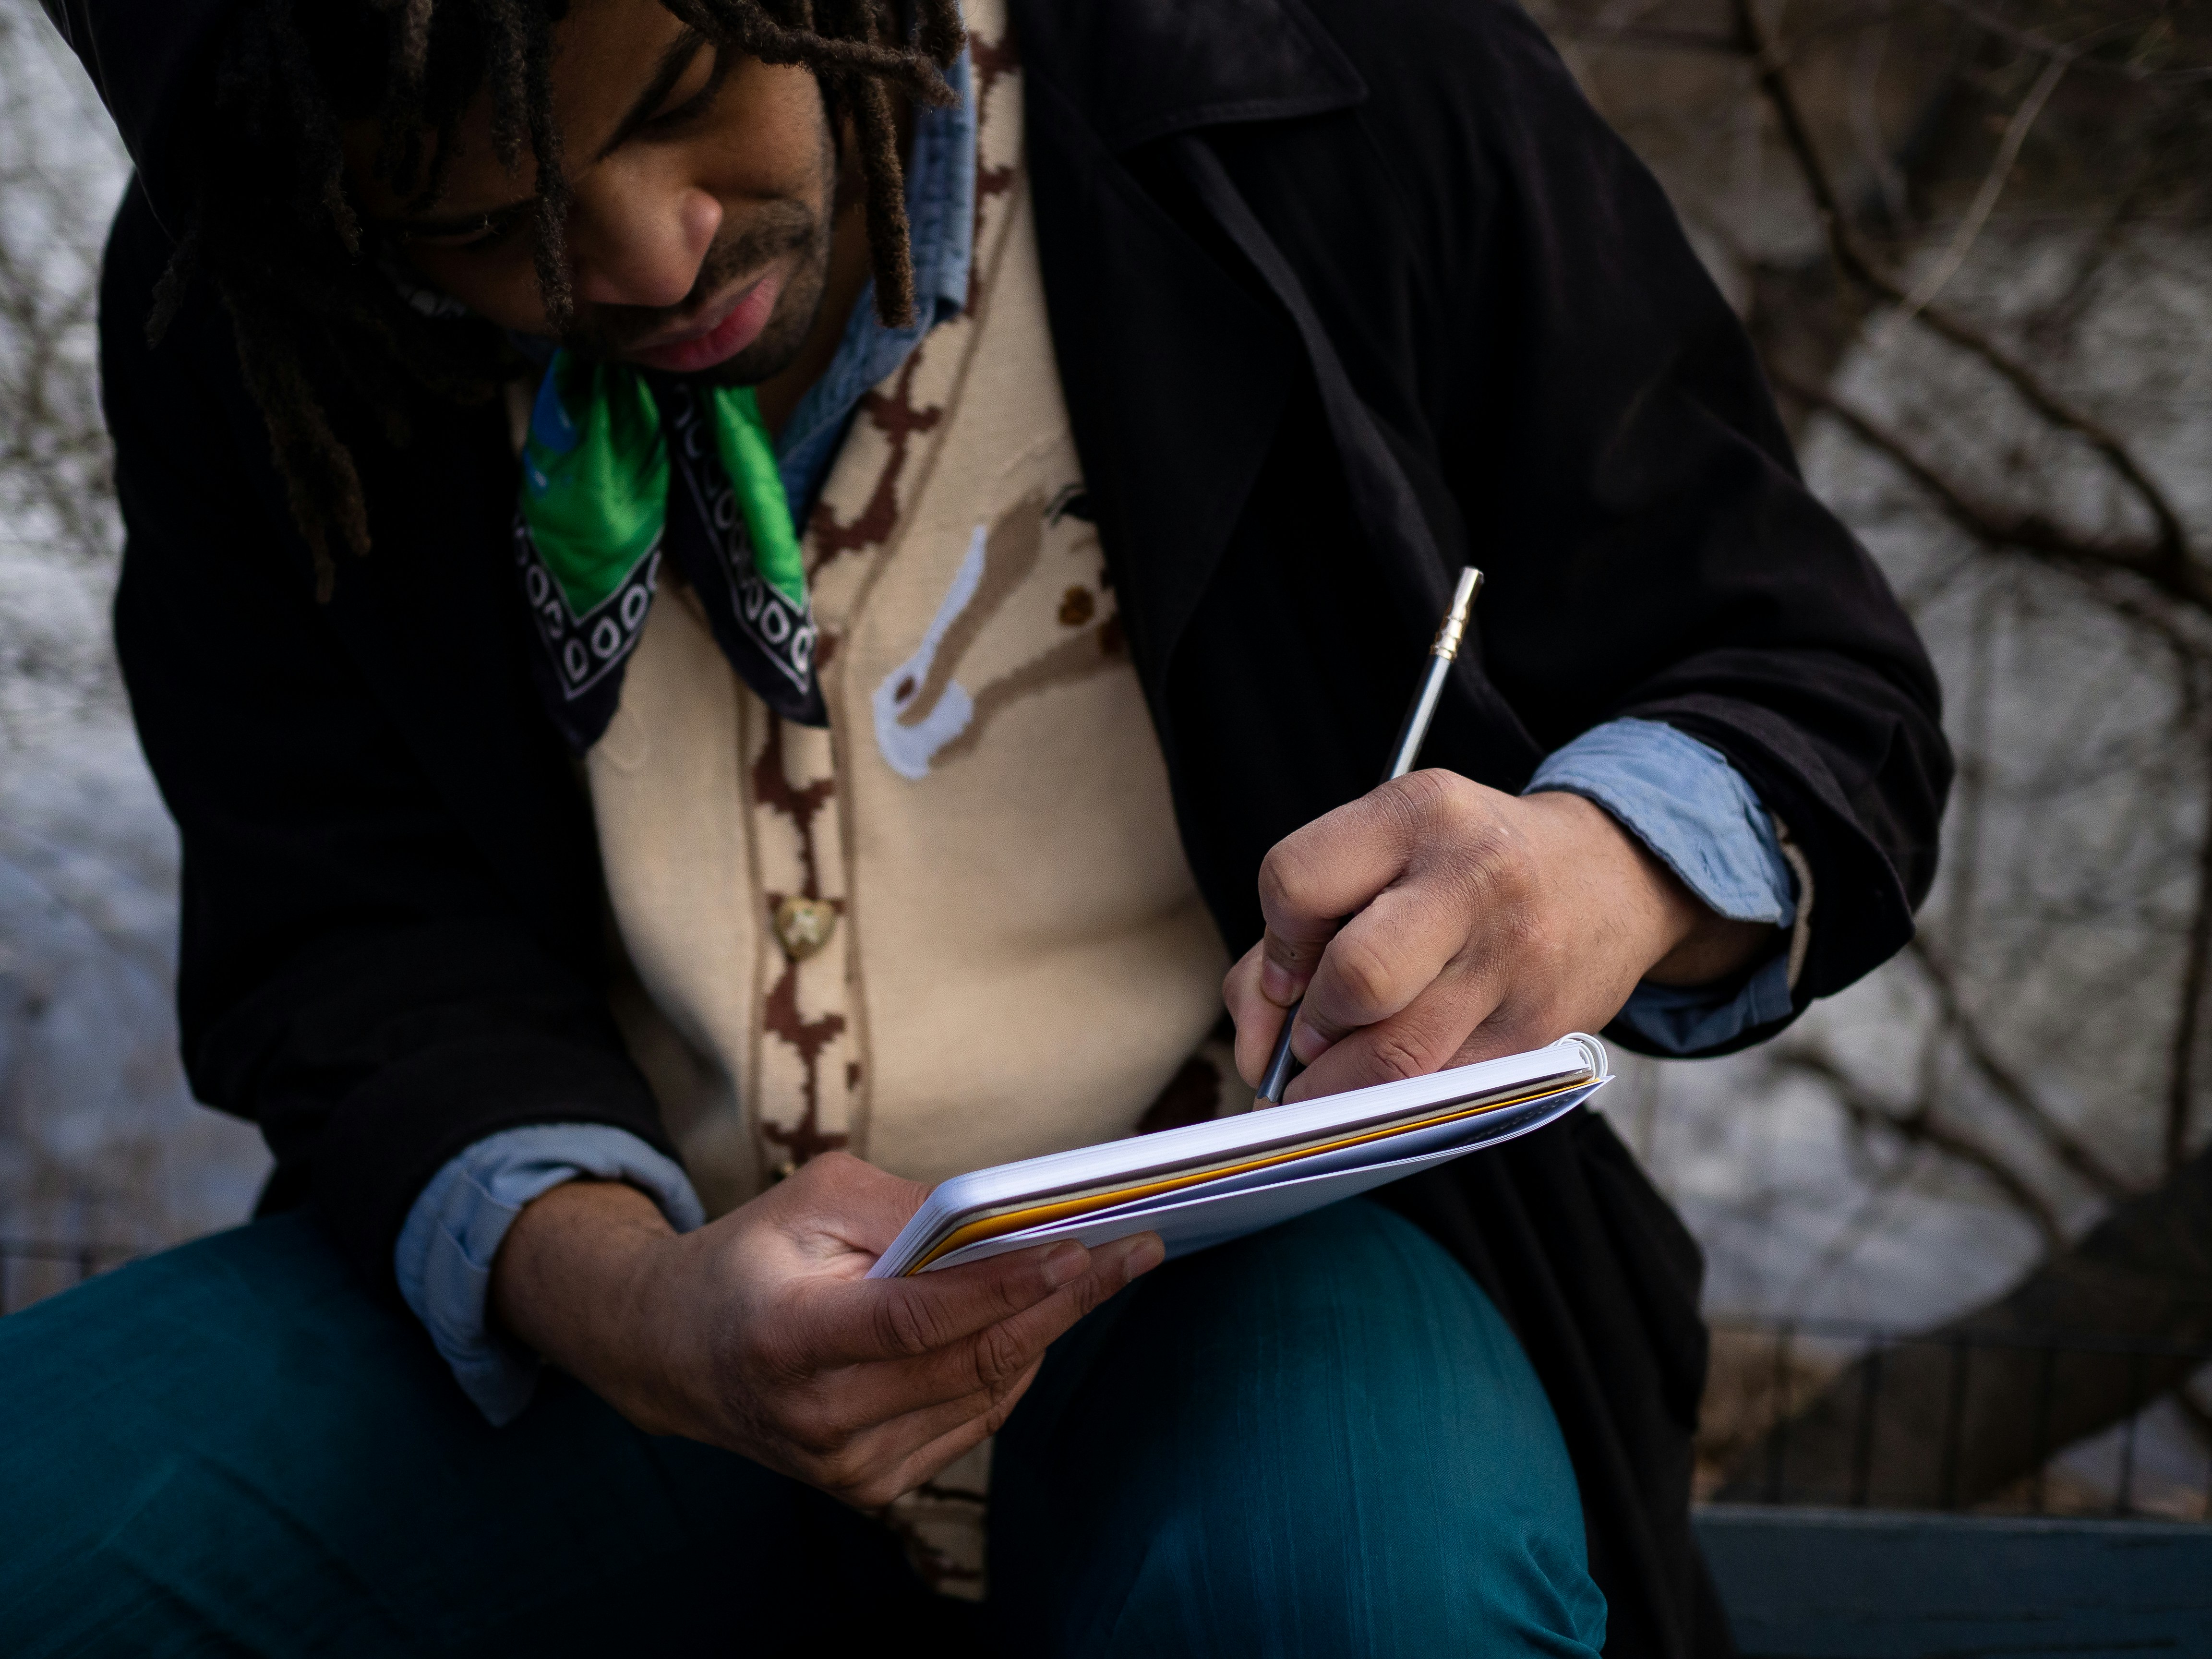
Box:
[792,1151,934,1256]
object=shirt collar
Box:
[775,49,977,512]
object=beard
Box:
[558,108,841,385]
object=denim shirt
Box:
[396,54,1800,1420]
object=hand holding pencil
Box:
[1225,565,1771,1108]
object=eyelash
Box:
[406,209,528,253]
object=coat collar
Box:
[1007,0,1367,154]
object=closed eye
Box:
[397,201,534,252]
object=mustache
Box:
[565,200,823,357]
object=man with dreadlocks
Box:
[5,0,1946,1650]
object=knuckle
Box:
[1366,1026,1438,1083]
[1438,787,1503,855]
[1390,765,1463,827]
[814,1448,867,1499]
[1257,817,1344,924]
[971,1322,1028,1392]
[1444,820,1527,911]
[875,1289,942,1358]
[1324,932,1401,1017]
[780,1397,847,1459]
[1255,842,1307,919]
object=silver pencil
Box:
[1254,566,1484,1107]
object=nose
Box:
[570,179,722,311]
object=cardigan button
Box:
[773,896,838,961]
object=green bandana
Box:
[512,350,824,747]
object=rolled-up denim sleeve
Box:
[394,1125,706,1426]
[1525,717,1803,1054]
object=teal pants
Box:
[0,1198,1603,1657]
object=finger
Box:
[1280,960,1509,1103]
[834,1230,1163,1418]
[792,1365,1024,1464]
[1254,920,1343,1009]
[1223,943,1289,1087]
[927,1230,1160,1401]
[1252,772,1469,1002]
[805,1234,1100,1367]
[880,1363,1045,1489]
[786,1231,1162,1500]
[791,1355,1037,1492]
[824,1359,1047,1511]
[1289,873,1484,1063]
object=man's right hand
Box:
[490,1152,1161,1510]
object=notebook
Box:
[867,1034,1610,1278]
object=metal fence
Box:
[1705,1316,2212,1523]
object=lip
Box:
[626,268,787,374]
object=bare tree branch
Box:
[2169,781,2212,1178]
[1923,0,2212,84]
[1897,47,2072,320]
[1727,0,2196,567]
[1911,939,2141,1202]
[1772,370,2212,620]
[1777,1046,2069,1250]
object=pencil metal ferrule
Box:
[1430,567,1484,661]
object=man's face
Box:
[344,0,838,381]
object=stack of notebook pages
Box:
[869,1034,1611,1278]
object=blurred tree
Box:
[1530,0,2212,1503]
[0,0,267,1277]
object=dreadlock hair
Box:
[158,0,963,600]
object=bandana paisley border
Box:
[661,384,820,701]
[511,515,663,700]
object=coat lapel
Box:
[1011,0,1367,739]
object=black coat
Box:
[92,0,1948,1653]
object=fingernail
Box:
[1116,1233,1165,1276]
[1260,961,1298,1003]
[1041,1241,1088,1288]
[1290,1022,1334,1066]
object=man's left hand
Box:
[1224,770,1777,1103]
